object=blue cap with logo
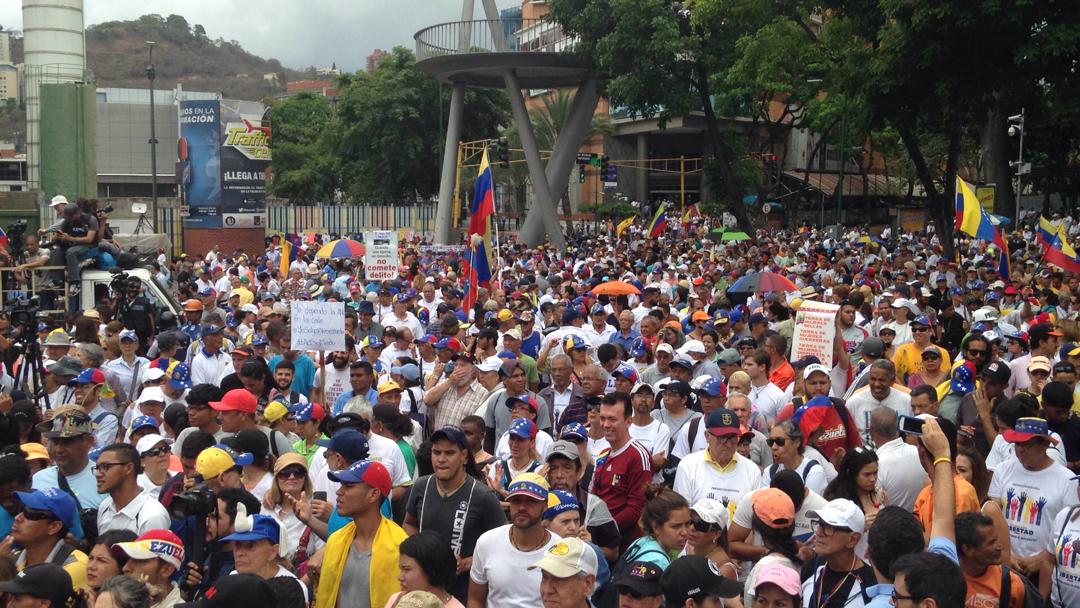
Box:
[316,428,370,461]
[560,422,587,442]
[169,363,192,390]
[16,489,83,539]
[130,416,159,432]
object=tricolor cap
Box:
[543,489,581,520]
[292,403,325,423]
[560,422,587,442]
[130,415,159,432]
[612,363,639,383]
[699,378,727,398]
[1003,417,1059,445]
[505,472,548,501]
[111,529,185,569]
[508,417,538,439]
[363,335,385,349]
[68,368,106,386]
[328,459,392,497]
[507,395,540,413]
[169,363,193,389]
[950,361,976,393]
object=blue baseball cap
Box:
[590,304,606,315]
[951,362,976,393]
[543,489,581,520]
[561,308,580,324]
[390,363,420,381]
[119,329,138,342]
[200,325,224,338]
[911,315,931,326]
[699,378,727,397]
[169,363,192,390]
[748,313,768,325]
[950,287,965,296]
[198,287,215,297]
[357,300,375,315]
[130,416,158,432]
[16,489,83,539]
[560,422,587,442]
[363,335,384,349]
[221,514,283,544]
[629,338,647,358]
[317,428,370,461]
[564,335,587,350]
[728,310,744,323]
[250,334,269,347]
[327,459,392,496]
[430,426,468,449]
[497,350,518,359]
[508,417,537,439]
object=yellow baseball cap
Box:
[377,380,402,394]
[263,401,290,424]
[21,443,49,462]
[195,447,248,479]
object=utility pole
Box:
[146,41,159,231]
[1008,109,1026,223]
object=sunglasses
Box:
[1031,369,1051,377]
[690,518,721,533]
[766,437,787,447]
[142,446,171,458]
[912,326,929,333]
[277,468,307,480]
[921,353,941,361]
[21,508,57,522]
[966,349,988,357]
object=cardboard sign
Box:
[290,301,346,352]
[364,230,399,280]
[790,301,840,368]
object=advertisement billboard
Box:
[179,99,270,229]
[178,100,222,228]
[219,99,270,228]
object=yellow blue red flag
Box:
[463,149,495,311]
[954,177,1009,281]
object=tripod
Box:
[133,213,154,235]
[14,334,49,412]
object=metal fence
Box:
[415,18,573,61]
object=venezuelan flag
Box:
[955,177,1010,281]
[1038,216,1080,273]
[280,239,296,278]
[616,215,635,238]
[647,205,667,238]
[463,149,495,312]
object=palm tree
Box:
[497,89,614,232]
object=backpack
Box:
[999,564,1045,608]
[767,459,819,483]
[659,414,698,487]
[598,543,668,608]
[92,411,119,444]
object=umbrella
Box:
[726,272,798,293]
[316,239,365,258]
[591,281,641,296]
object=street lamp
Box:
[1008,109,1026,224]
[146,41,159,231]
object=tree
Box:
[333,47,508,202]
[267,92,340,204]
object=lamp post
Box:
[1008,109,1026,224]
[146,41,159,231]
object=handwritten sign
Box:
[364,230,399,280]
[290,301,346,352]
[790,301,840,369]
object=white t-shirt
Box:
[470,525,560,608]
[495,430,555,462]
[747,382,786,426]
[875,437,928,512]
[673,451,762,510]
[732,488,828,579]
[630,419,672,457]
[759,457,828,496]
[316,365,351,408]
[845,387,912,434]
[1048,506,1080,608]
[988,458,1079,557]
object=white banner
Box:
[364,230,399,280]
[790,301,840,369]
[290,301,346,352]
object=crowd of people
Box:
[0,212,1078,608]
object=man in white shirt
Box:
[629,383,670,473]
[189,325,232,387]
[867,407,926,512]
[673,408,762,509]
[845,359,912,435]
[95,443,171,535]
[743,350,786,426]
[583,304,616,350]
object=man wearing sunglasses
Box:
[95,442,171,535]
[892,316,950,386]
[10,488,88,589]
[1007,322,1063,397]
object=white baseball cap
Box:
[807,498,865,534]
[803,363,830,379]
[135,433,169,456]
[678,339,706,355]
[690,498,729,530]
[529,537,598,578]
[656,343,675,356]
[476,356,504,373]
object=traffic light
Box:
[579,165,586,183]
[498,137,510,168]
[600,155,610,178]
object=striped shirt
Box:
[431,380,489,429]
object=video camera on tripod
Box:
[5,295,47,409]
[5,220,27,261]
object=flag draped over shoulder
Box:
[1038,216,1080,273]
[647,205,667,239]
[616,216,635,238]
[463,149,495,312]
[954,177,1010,281]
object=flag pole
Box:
[492,180,502,287]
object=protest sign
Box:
[364,230,399,280]
[290,301,346,352]
[790,301,840,368]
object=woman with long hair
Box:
[685,498,738,580]
[85,530,138,593]
[956,445,1012,561]
[385,531,465,608]
[96,574,151,608]
[824,446,884,559]
[622,484,691,569]
[372,403,417,478]
[262,452,322,568]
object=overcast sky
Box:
[0,0,515,72]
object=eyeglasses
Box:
[966,349,988,357]
[277,468,307,480]
[712,435,738,445]
[766,437,787,447]
[142,446,170,458]
[21,508,58,522]
[890,590,921,603]
[1031,369,1051,377]
[912,326,929,333]
[811,520,852,537]
[92,461,131,474]
[690,518,721,533]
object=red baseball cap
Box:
[209,388,258,414]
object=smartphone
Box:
[898,415,925,436]
[313,491,327,502]
[444,361,455,376]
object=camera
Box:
[99,205,114,214]
[7,296,40,335]
[5,220,27,259]
[169,484,216,519]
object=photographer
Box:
[49,203,98,296]
[114,278,156,355]
[10,234,51,290]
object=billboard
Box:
[178,99,270,229]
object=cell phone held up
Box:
[897,414,924,436]
[313,491,328,502]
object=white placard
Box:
[364,230,399,280]
[290,301,346,352]
[790,301,840,369]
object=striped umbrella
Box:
[315,239,366,258]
